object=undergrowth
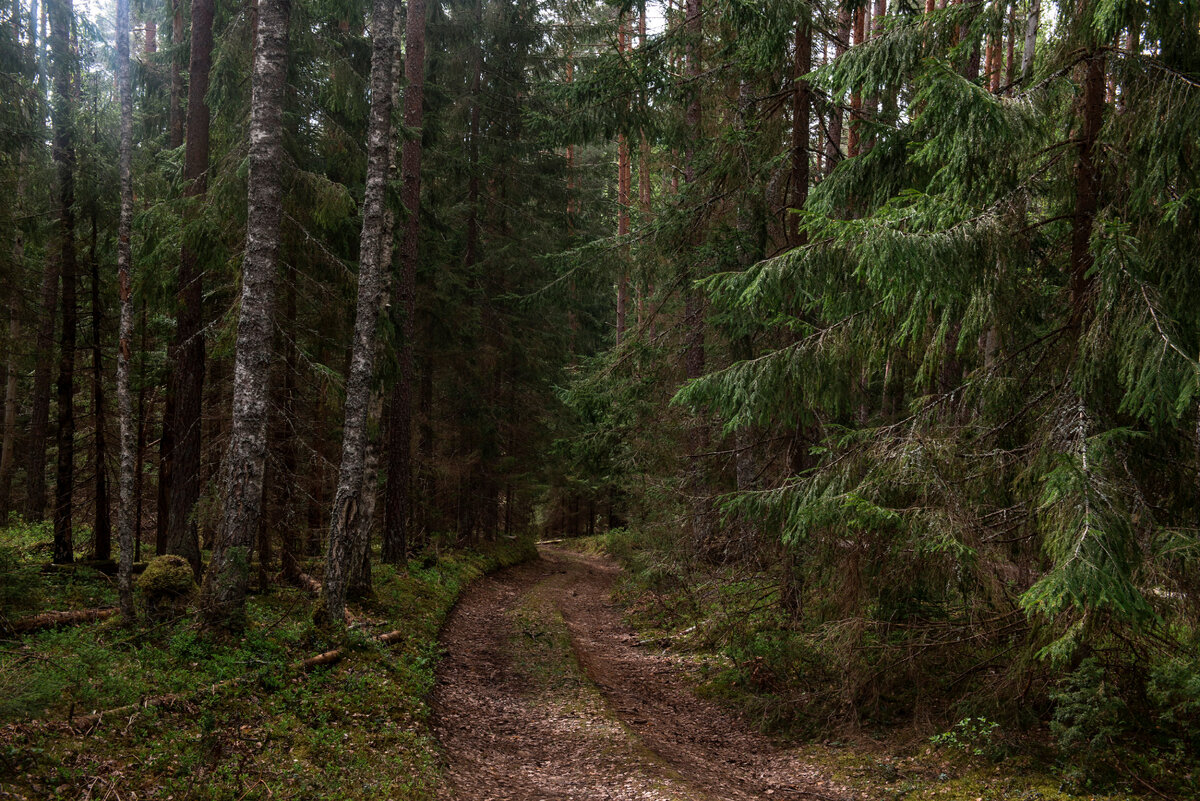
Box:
[571,528,1195,800]
[0,523,535,800]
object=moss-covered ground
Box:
[0,519,535,800]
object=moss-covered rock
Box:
[138,555,196,614]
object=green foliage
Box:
[930,717,1003,760]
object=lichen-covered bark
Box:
[322,0,396,624]
[198,0,290,628]
[115,0,136,620]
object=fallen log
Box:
[279,552,322,595]
[11,608,117,633]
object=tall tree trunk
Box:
[383,0,426,565]
[0,250,20,524]
[683,0,709,551]
[50,0,77,565]
[1021,0,1039,80]
[168,0,216,577]
[615,13,630,344]
[26,254,58,522]
[90,195,112,560]
[826,8,850,173]
[115,0,136,620]
[789,17,811,246]
[321,0,396,625]
[169,0,183,147]
[848,6,864,157]
[1069,37,1104,328]
[198,0,290,628]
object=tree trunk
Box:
[0,248,20,524]
[26,250,58,523]
[848,6,865,157]
[789,17,811,246]
[1069,43,1105,329]
[321,0,396,625]
[198,0,290,629]
[683,0,709,551]
[50,0,77,566]
[115,0,136,620]
[168,0,216,577]
[826,7,850,173]
[1021,0,1038,80]
[615,13,630,344]
[383,0,426,565]
[169,0,183,148]
[90,195,112,561]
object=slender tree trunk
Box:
[198,0,290,628]
[1069,39,1104,328]
[1021,0,1038,79]
[115,0,136,620]
[50,0,77,565]
[383,0,426,565]
[169,0,183,148]
[321,0,396,625]
[27,253,58,522]
[683,0,709,551]
[848,6,864,157]
[0,254,19,524]
[615,13,630,344]
[826,8,850,172]
[90,197,112,560]
[168,0,216,577]
[789,17,811,246]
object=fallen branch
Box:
[11,608,117,633]
[66,628,408,731]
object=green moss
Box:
[0,536,536,800]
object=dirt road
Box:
[432,546,845,801]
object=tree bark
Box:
[115,0,136,620]
[169,0,183,148]
[848,6,864,157]
[89,194,112,561]
[1021,0,1039,80]
[167,0,216,577]
[50,0,77,565]
[1069,43,1105,328]
[0,246,20,524]
[383,0,426,565]
[199,0,290,629]
[683,0,709,551]
[321,0,396,625]
[615,13,631,344]
[789,17,811,246]
[26,249,58,523]
[825,7,850,173]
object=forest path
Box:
[432,545,842,801]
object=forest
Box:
[0,0,1198,798]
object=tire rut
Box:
[432,546,844,801]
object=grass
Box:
[0,520,536,800]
